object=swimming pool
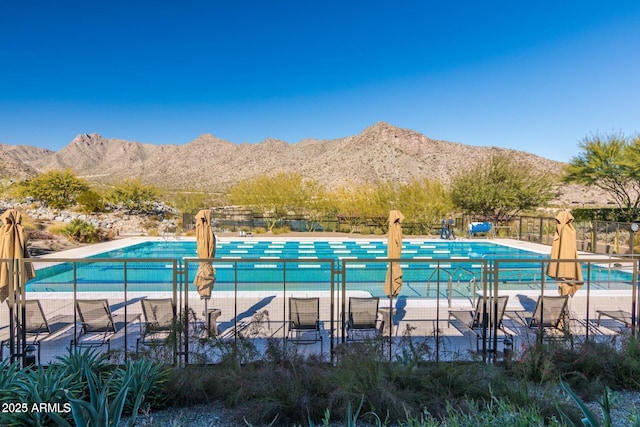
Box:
[26,239,633,295]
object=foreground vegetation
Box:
[158,335,640,426]
[4,333,640,426]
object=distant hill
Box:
[1,122,609,206]
[0,144,52,179]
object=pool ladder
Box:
[426,267,477,307]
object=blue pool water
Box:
[27,239,632,295]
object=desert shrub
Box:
[150,335,640,426]
[76,189,107,213]
[16,169,89,209]
[61,218,101,243]
[272,226,290,235]
[253,227,267,234]
[47,222,67,236]
[108,177,159,214]
[511,335,640,402]
[142,218,159,231]
[513,341,559,385]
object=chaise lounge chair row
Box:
[1,298,177,364]
[448,294,574,353]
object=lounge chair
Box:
[137,298,176,353]
[448,295,510,352]
[287,297,323,355]
[1,299,74,363]
[505,295,569,336]
[71,299,141,351]
[596,309,632,329]
[346,297,381,341]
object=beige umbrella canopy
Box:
[384,210,404,298]
[0,209,36,303]
[547,210,583,297]
[193,209,216,300]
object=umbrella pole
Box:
[204,298,209,336]
[388,294,393,361]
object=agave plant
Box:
[48,364,134,427]
[54,347,110,394]
[0,358,22,393]
[7,364,78,427]
[557,379,640,427]
[112,358,170,415]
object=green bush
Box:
[76,189,107,214]
[512,336,640,399]
[156,338,580,426]
[359,226,371,234]
[16,169,89,209]
[272,226,291,235]
[108,177,159,214]
[0,349,168,427]
[62,219,101,243]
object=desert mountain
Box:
[3,122,609,206]
[0,144,53,179]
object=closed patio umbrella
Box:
[0,209,35,303]
[547,210,583,297]
[0,209,36,363]
[384,210,404,298]
[193,209,216,300]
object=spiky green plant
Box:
[7,364,78,426]
[558,379,608,427]
[0,358,22,392]
[54,347,109,392]
[112,358,170,414]
[48,364,134,427]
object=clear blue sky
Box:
[1,1,639,162]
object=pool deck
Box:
[2,236,636,365]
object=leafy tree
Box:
[171,191,212,214]
[76,189,107,214]
[18,169,89,209]
[450,154,556,224]
[330,184,377,233]
[397,178,453,234]
[362,182,399,230]
[294,179,332,231]
[108,178,159,214]
[564,133,640,221]
[328,180,453,234]
[229,172,308,231]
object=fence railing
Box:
[2,255,639,367]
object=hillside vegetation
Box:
[0,122,610,206]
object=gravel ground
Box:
[122,390,640,427]
[583,390,640,427]
[123,402,241,427]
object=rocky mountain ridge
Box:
[1,122,609,206]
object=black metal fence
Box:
[2,254,639,367]
[183,210,639,257]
